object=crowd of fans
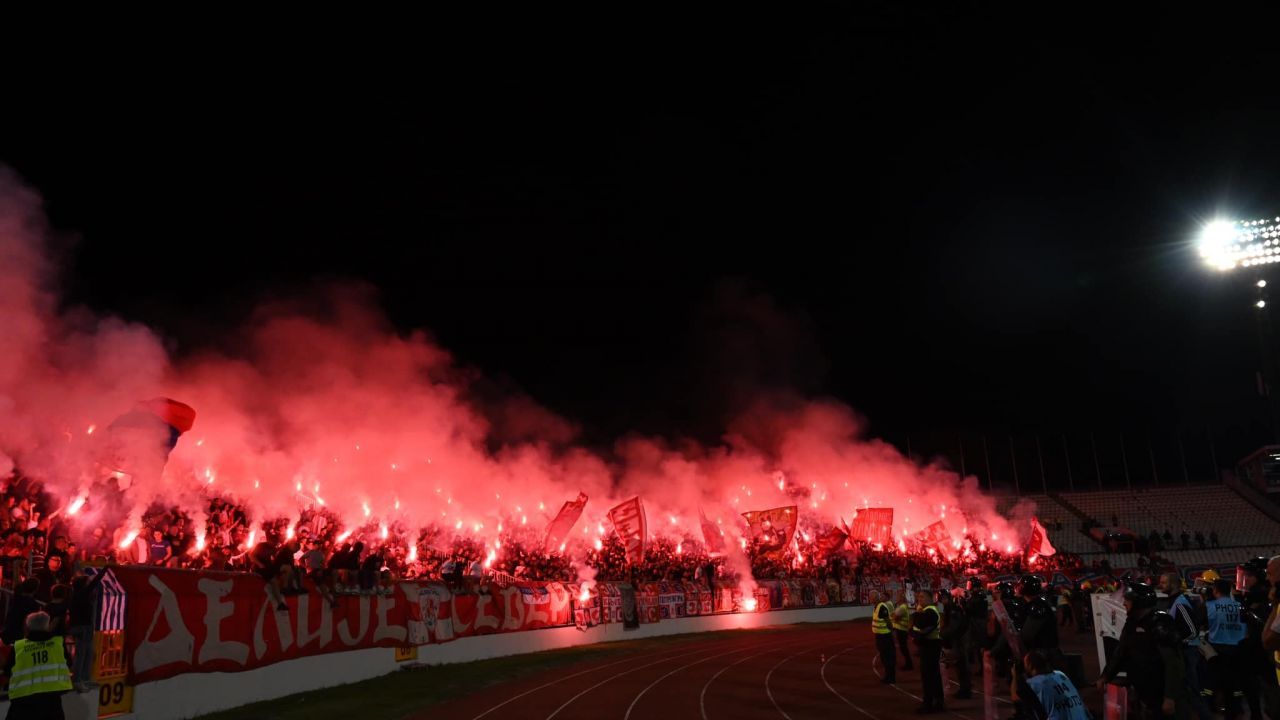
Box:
[0,469,1098,624]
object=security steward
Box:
[912,589,945,713]
[4,611,73,720]
[870,590,897,684]
[1098,582,1188,720]
[893,588,915,671]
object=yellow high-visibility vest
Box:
[892,602,911,631]
[8,637,72,699]
[872,602,893,634]
[911,605,942,641]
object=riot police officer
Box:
[963,578,989,679]
[1018,575,1060,660]
[1236,557,1270,720]
[940,588,972,699]
[988,581,1026,678]
[1098,582,1189,719]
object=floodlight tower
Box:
[1198,216,1280,439]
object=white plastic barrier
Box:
[75,604,869,719]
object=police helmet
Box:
[1242,556,1268,578]
[1124,581,1158,610]
[967,577,985,592]
[995,581,1016,599]
[1016,574,1044,598]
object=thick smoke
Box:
[0,170,1022,566]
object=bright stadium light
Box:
[1260,300,1268,309]
[1261,280,1269,288]
[1197,216,1280,270]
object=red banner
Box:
[608,497,647,565]
[115,566,574,684]
[116,566,418,684]
[414,581,573,644]
[543,492,588,552]
[741,506,797,555]
[850,508,894,547]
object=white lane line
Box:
[820,647,880,719]
[470,644,703,720]
[622,640,783,720]
[765,647,817,719]
[699,639,809,720]
[544,644,729,720]
[869,653,971,720]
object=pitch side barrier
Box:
[13,567,883,719]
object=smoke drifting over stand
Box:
[0,169,1022,570]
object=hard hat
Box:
[1201,569,1220,582]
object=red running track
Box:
[418,620,1021,720]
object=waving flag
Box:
[741,506,798,555]
[1027,516,1057,557]
[543,492,588,552]
[814,526,849,555]
[915,520,950,550]
[608,497,647,565]
[850,508,894,546]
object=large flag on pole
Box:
[914,520,950,550]
[608,497,647,565]
[741,506,798,555]
[543,492,588,552]
[699,509,725,554]
[1027,516,1057,557]
[849,508,894,547]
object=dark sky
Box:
[4,9,1280,480]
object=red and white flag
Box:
[543,492,588,552]
[608,497,647,565]
[741,505,798,555]
[814,525,849,555]
[699,508,725,554]
[1027,516,1057,557]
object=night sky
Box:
[4,10,1280,489]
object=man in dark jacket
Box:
[2,579,42,646]
[941,588,972,699]
[68,570,106,691]
[1098,582,1189,719]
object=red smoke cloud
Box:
[0,169,1022,562]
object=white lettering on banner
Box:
[253,594,295,659]
[374,595,408,643]
[296,594,334,649]
[502,586,525,631]
[430,586,453,642]
[473,593,502,633]
[197,578,249,665]
[134,574,196,675]
[337,596,371,646]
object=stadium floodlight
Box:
[1260,300,1268,309]
[1261,280,1269,288]
[1197,216,1280,270]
